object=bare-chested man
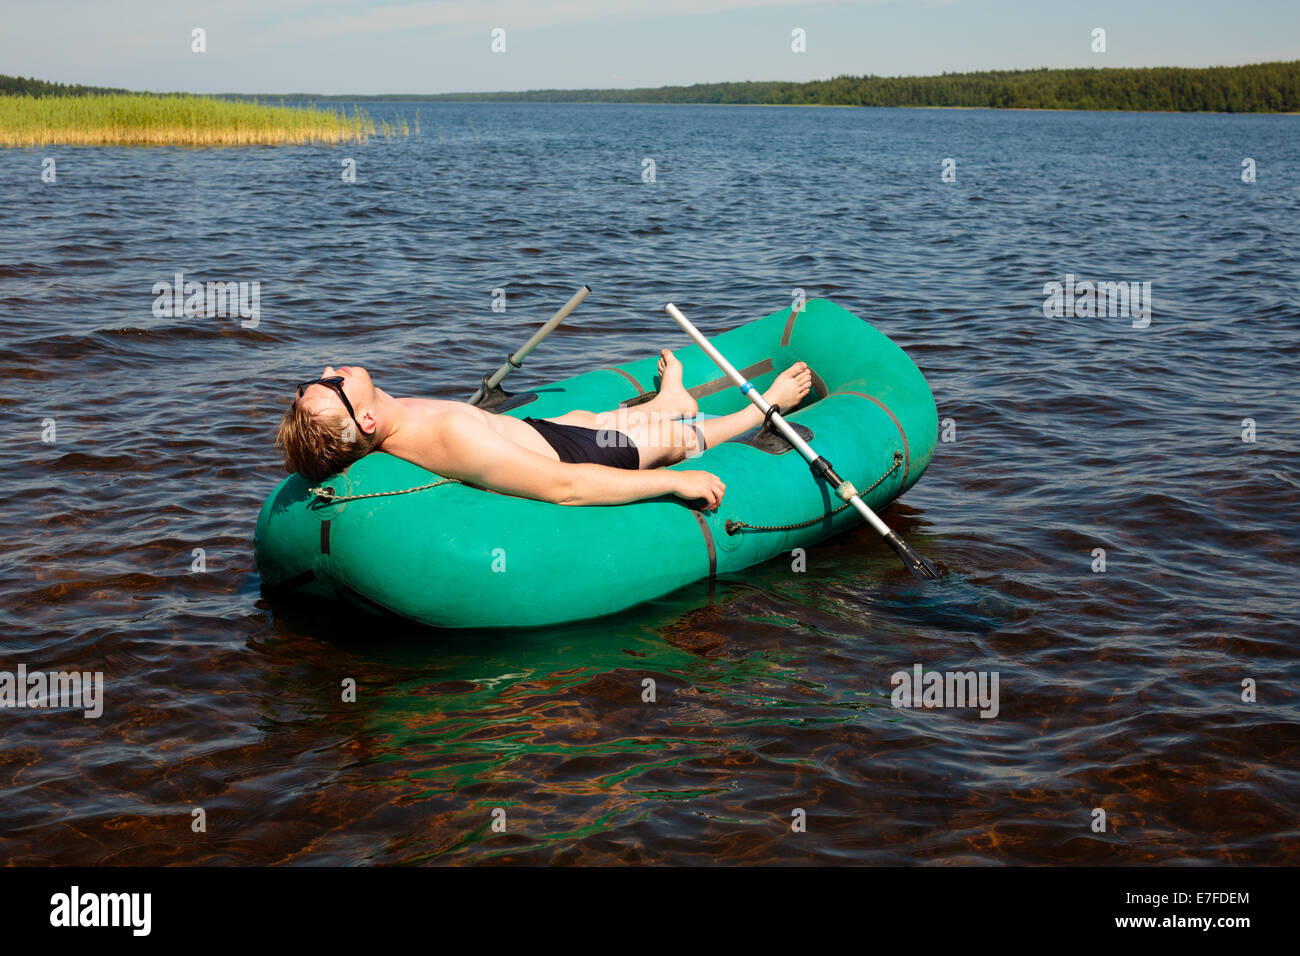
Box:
[277,349,812,510]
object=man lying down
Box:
[277,349,812,510]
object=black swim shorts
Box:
[523,417,640,470]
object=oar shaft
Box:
[665,303,749,391]
[666,302,828,463]
[499,284,591,383]
[470,285,591,404]
[666,301,827,467]
[664,302,839,477]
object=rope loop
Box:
[307,476,461,504]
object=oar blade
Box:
[885,531,941,580]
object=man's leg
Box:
[549,349,695,428]
[693,361,813,450]
[549,350,813,469]
[546,349,699,468]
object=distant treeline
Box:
[403,61,1300,112]
[0,75,130,97]
[6,61,1299,112]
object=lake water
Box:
[1,102,1296,864]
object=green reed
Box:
[0,93,406,147]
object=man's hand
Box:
[673,470,726,510]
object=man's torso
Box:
[378,398,559,473]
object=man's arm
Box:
[435,416,725,508]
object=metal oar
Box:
[468,284,591,405]
[665,303,939,581]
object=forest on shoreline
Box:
[5,60,1298,112]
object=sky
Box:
[3,0,1299,95]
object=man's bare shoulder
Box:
[396,396,475,415]
[394,398,494,431]
[379,398,479,457]
[382,396,548,466]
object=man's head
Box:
[276,365,379,483]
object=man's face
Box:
[298,365,377,435]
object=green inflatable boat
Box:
[254,298,937,628]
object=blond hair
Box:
[275,401,376,483]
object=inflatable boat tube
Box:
[254,298,937,628]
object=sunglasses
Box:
[295,376,361,429]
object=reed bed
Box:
[0,94,404,147]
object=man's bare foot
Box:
[763,361,813,411]
[654,348,698,419]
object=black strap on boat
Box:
[780,307,799,346]
[619,358,790,409]
[833,390,911,485]
[761,403,782,434]
[807,368,828,400]
[340,582,396,615]
[692,510,717,578]
[689,359,773,400]
[608,367,645,394]
[262,568,317,594]
[724,451,904,535]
